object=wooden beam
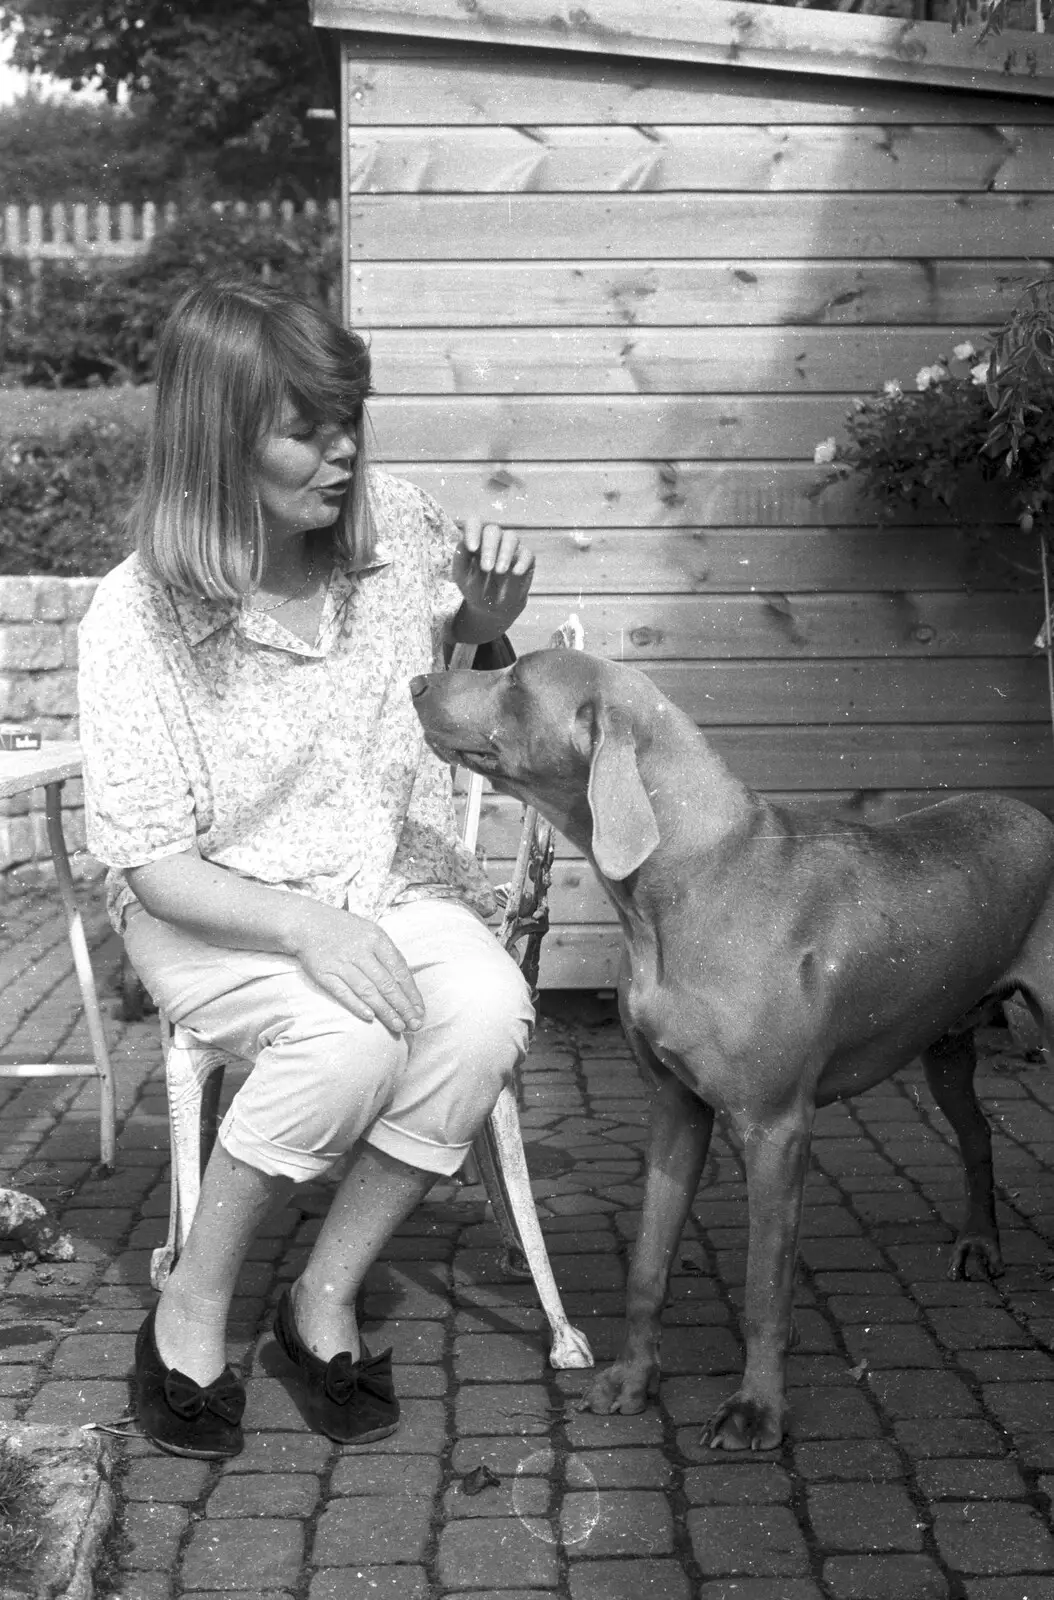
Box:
[313,0,1054,100]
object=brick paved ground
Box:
[4,887,1054,1599]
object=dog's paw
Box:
[703,1391,784,1453]
[580,1360,656,1416]
[947,1232,1003,1282]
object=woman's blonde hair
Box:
[131,279,375,600]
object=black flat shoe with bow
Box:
[272,1287,399,1445]
[134,1307,245,1460]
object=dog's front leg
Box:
[704,1105,812,1451]
[584,1067,714,1415]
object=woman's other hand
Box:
[126,852,425,1036]
[451,517,535,637]
[291,903,426,1033]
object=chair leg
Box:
[149,1023,227,1291]
[475,1087,594,1370]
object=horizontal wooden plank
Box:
[459,656,1050,727]
[475,787,1054,858]
[350,260,1044,328]
[516,528,1038,595]
[509,593,1042,660]
[389,461,988,529]
[341,40,1054,126]
[365,326,999,395]
[369,394,891,462]
[346,124,1054,195]
[347,193,1054,261]
[606,659,1051,725]
[465,722,1054,793]
[322,0,1054,97]
[536,926,621,990]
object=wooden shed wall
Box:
[337,29,1054,988]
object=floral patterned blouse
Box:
[77,470,496,936]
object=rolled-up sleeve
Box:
[78,591,196,869]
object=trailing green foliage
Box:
[0,419,142,576]
[3,202,340,387]
[816,274,1054,541]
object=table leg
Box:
[45,781,116,1169]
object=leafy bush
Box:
[813,336,1054,536]
[0,93,183,207]
[0,419,143,576]
[3,201,340,387]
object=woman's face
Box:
[254,402,358,543]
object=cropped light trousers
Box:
[123,897,534,1181]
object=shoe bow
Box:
[164,1366,246,1425]
[324,1347,395,1407]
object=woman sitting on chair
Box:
[77,280,536,1460]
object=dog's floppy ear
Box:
[586,703,660,881]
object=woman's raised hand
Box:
[290,902,425,1033]
[452,516,535,626]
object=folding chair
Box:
[147,621,594,1370]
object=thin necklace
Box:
[248,562,320,613]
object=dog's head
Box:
[410,649,661,881]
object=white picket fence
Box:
[0,198,341,262]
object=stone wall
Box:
[0,576,101,889]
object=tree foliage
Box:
[0,92,181,203]
[0,1,339,198]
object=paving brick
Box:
[560,1488,673,1557]
[224,1432,331,1474]
[688,1506,811,1578]
[867,1368,980,1418]
[892,1417,1006,1458]
[330,1453,441,1498]
[107,1575,175,1600]
[822,1554,949,1598]
[310,1573,430,1600]
[807,1483,924,1551]
[180,1519,304,1590]
[694,1585,824,1600]
[683,1463,792,1504]
[564,1406,666,1448]
[455,1382,554,1436]
[568,1448,672,1488]
[122,1455,211,1502]
[927,1307,1031,1348]
[917,1458,1029,1499]
[788,1387,883,1440]
[205,1473,321,1518]
[22,1378,130,1425]
[454,1332,547,1382]
[120,1501,189,1569]
[792,1439,905,1480]
[312,1494,432,1565]
[447,1463,551,1514]
[933,1501,1054,1573]
[51,1331,136,1377]
[437,1517,559,1590]
[962,1582,1054,1600]
[569,1560,692,1600]
[450,1438,555,1478]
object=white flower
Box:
[813,437,838,466]
[952,341,977,362]
[916,364,948,391]
[883,379,903,398]
[970,359,991,386]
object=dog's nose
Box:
[409,675,429,699]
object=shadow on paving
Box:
[1,887,1054,1598]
